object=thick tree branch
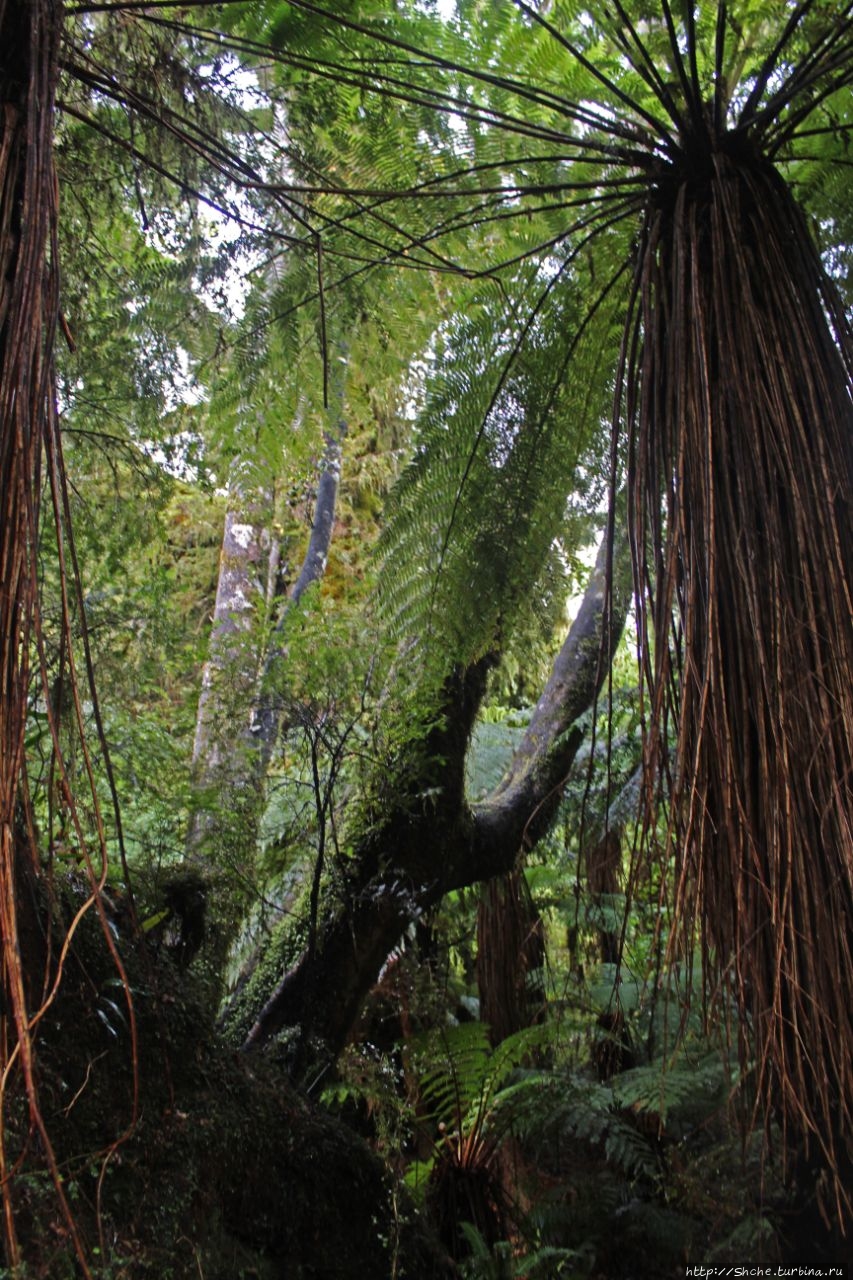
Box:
[468,528,632,879]
[288,430,343,605]
[240,654,493,1059]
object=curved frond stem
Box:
[289,179,647,276]
[263,155,637,200]
[765,59,853,155]
[468,192,644,279]
[60,49,263,186]
[302,187,630,285]
[266,0,665,146]
[682,1,703,112]
[512,0,679,151]
[657,0,704,135]
[788,14,853,91]
[738,0,820,123]
[233,188,643,353]
[607,0,689,132]
[185,0,614,146]
[56,101,307,248]
[133,12,642,151]
[758,65,853,148]
[713,0,727,131]
[784,124,853,144]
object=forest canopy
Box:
[0,0,852,1274]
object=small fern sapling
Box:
[407,1020,551,1261]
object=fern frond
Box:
[412,1019,552,1138]
[377,260,621,678]
[414,1020,494,1129]
[488,1069,662,1184]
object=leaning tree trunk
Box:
[242,530,631,1074]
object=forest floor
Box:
[3,895,848,1278]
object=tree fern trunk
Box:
[629,140,853,1223]
[477,869,545,1046]
[0,0,60,870]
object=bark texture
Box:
[190,491,277,782]
[187,484,277,865]
[0,0,60,881]
[628,137,853,1217]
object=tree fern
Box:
[458,1223,582,1280]
[404,1020,551,1201]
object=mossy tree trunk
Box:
[184,374,347,974]
[242,531,632,1074]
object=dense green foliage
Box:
[1,0,852,1274]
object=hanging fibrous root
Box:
[0,1,139,1273]
[620,24,853,1228]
